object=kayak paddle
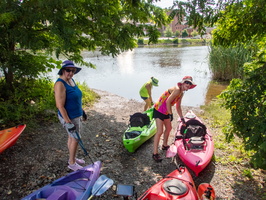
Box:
[88,175,114,200]
[74,131,95,164]
[74,131,88,155]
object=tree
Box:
[181,29,188,38]
[169,0,222,35]
[219,59,266,168]
[212,0,266,46]
[174,30,180,37]
[191,30,199,37]
[0,0,169,94]
[164,26,173,38]
[170,0,265,45]
[171,0,266,168]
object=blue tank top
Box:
[56,78,83,120]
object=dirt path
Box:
[0,89,264,199]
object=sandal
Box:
[152,154,162,162]
[162,145,170,151]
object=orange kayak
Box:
[0,124,26,153]
[197,183,215,200]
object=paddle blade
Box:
[88,175,114,199]
[166,144,177,158]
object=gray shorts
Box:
[58,114,82,138]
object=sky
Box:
[153,0,174,8]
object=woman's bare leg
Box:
[153,118,164,154]
[162,119,172,146]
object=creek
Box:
[49,45,227,107]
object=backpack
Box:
[185,125,205,139]
[180,119,207,139]
[129,112,150,127]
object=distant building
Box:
[160,11,215,38]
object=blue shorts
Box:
[153,109,170,121]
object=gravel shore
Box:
[0,89,264,200]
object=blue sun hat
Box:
[58,60,82,75]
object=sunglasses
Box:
[184,81,192,85]
[65,68,76,73]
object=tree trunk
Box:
[3,65,14,93]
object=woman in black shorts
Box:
[152,76,196,162]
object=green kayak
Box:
[123,108,156,153]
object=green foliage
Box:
[201,99,231,128]
[191,30,198,37]
[0,78,100,129]
[200,99,255,165]
[174,30,180,37]
[219,50,266,169]
[208,42,257,81]
[164,26,173,38]
[77,82,100,107]
[180,39,189,43]
[181,29,188,38]
[170,0,222,35]
[173,0,266,169]
[212,0,266,46]
[173,39,179,44]
[0,0,169,90]
[242,169,253,179]
[137,38,144,45]
[0,78,56,128]
[171,0,266,46]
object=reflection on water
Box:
[49,45,227,107]
[205,82,228,105]
[116,50,134,74]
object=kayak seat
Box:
[188,137,205,150]
[125,130,141,139]
[189,137,205,145]
[45,186,76,200]
[163,179,188,196]
[46,189,67,200]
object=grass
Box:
[77,82,101,109]
[208,43,255,81]
[200,99,254,166]
[200,99,266,197]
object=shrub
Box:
[219,61,266,169]
[137,38,144,45]
[0,78,56,128]
[0,78,100,129]
[173,39,179,44]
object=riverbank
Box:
[0,89,264,199]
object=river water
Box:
[49,45,227,107]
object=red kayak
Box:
[137,165,215,200]
[166,111,214,176]
[0,124,26,153]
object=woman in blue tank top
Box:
[54,60,86,171]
